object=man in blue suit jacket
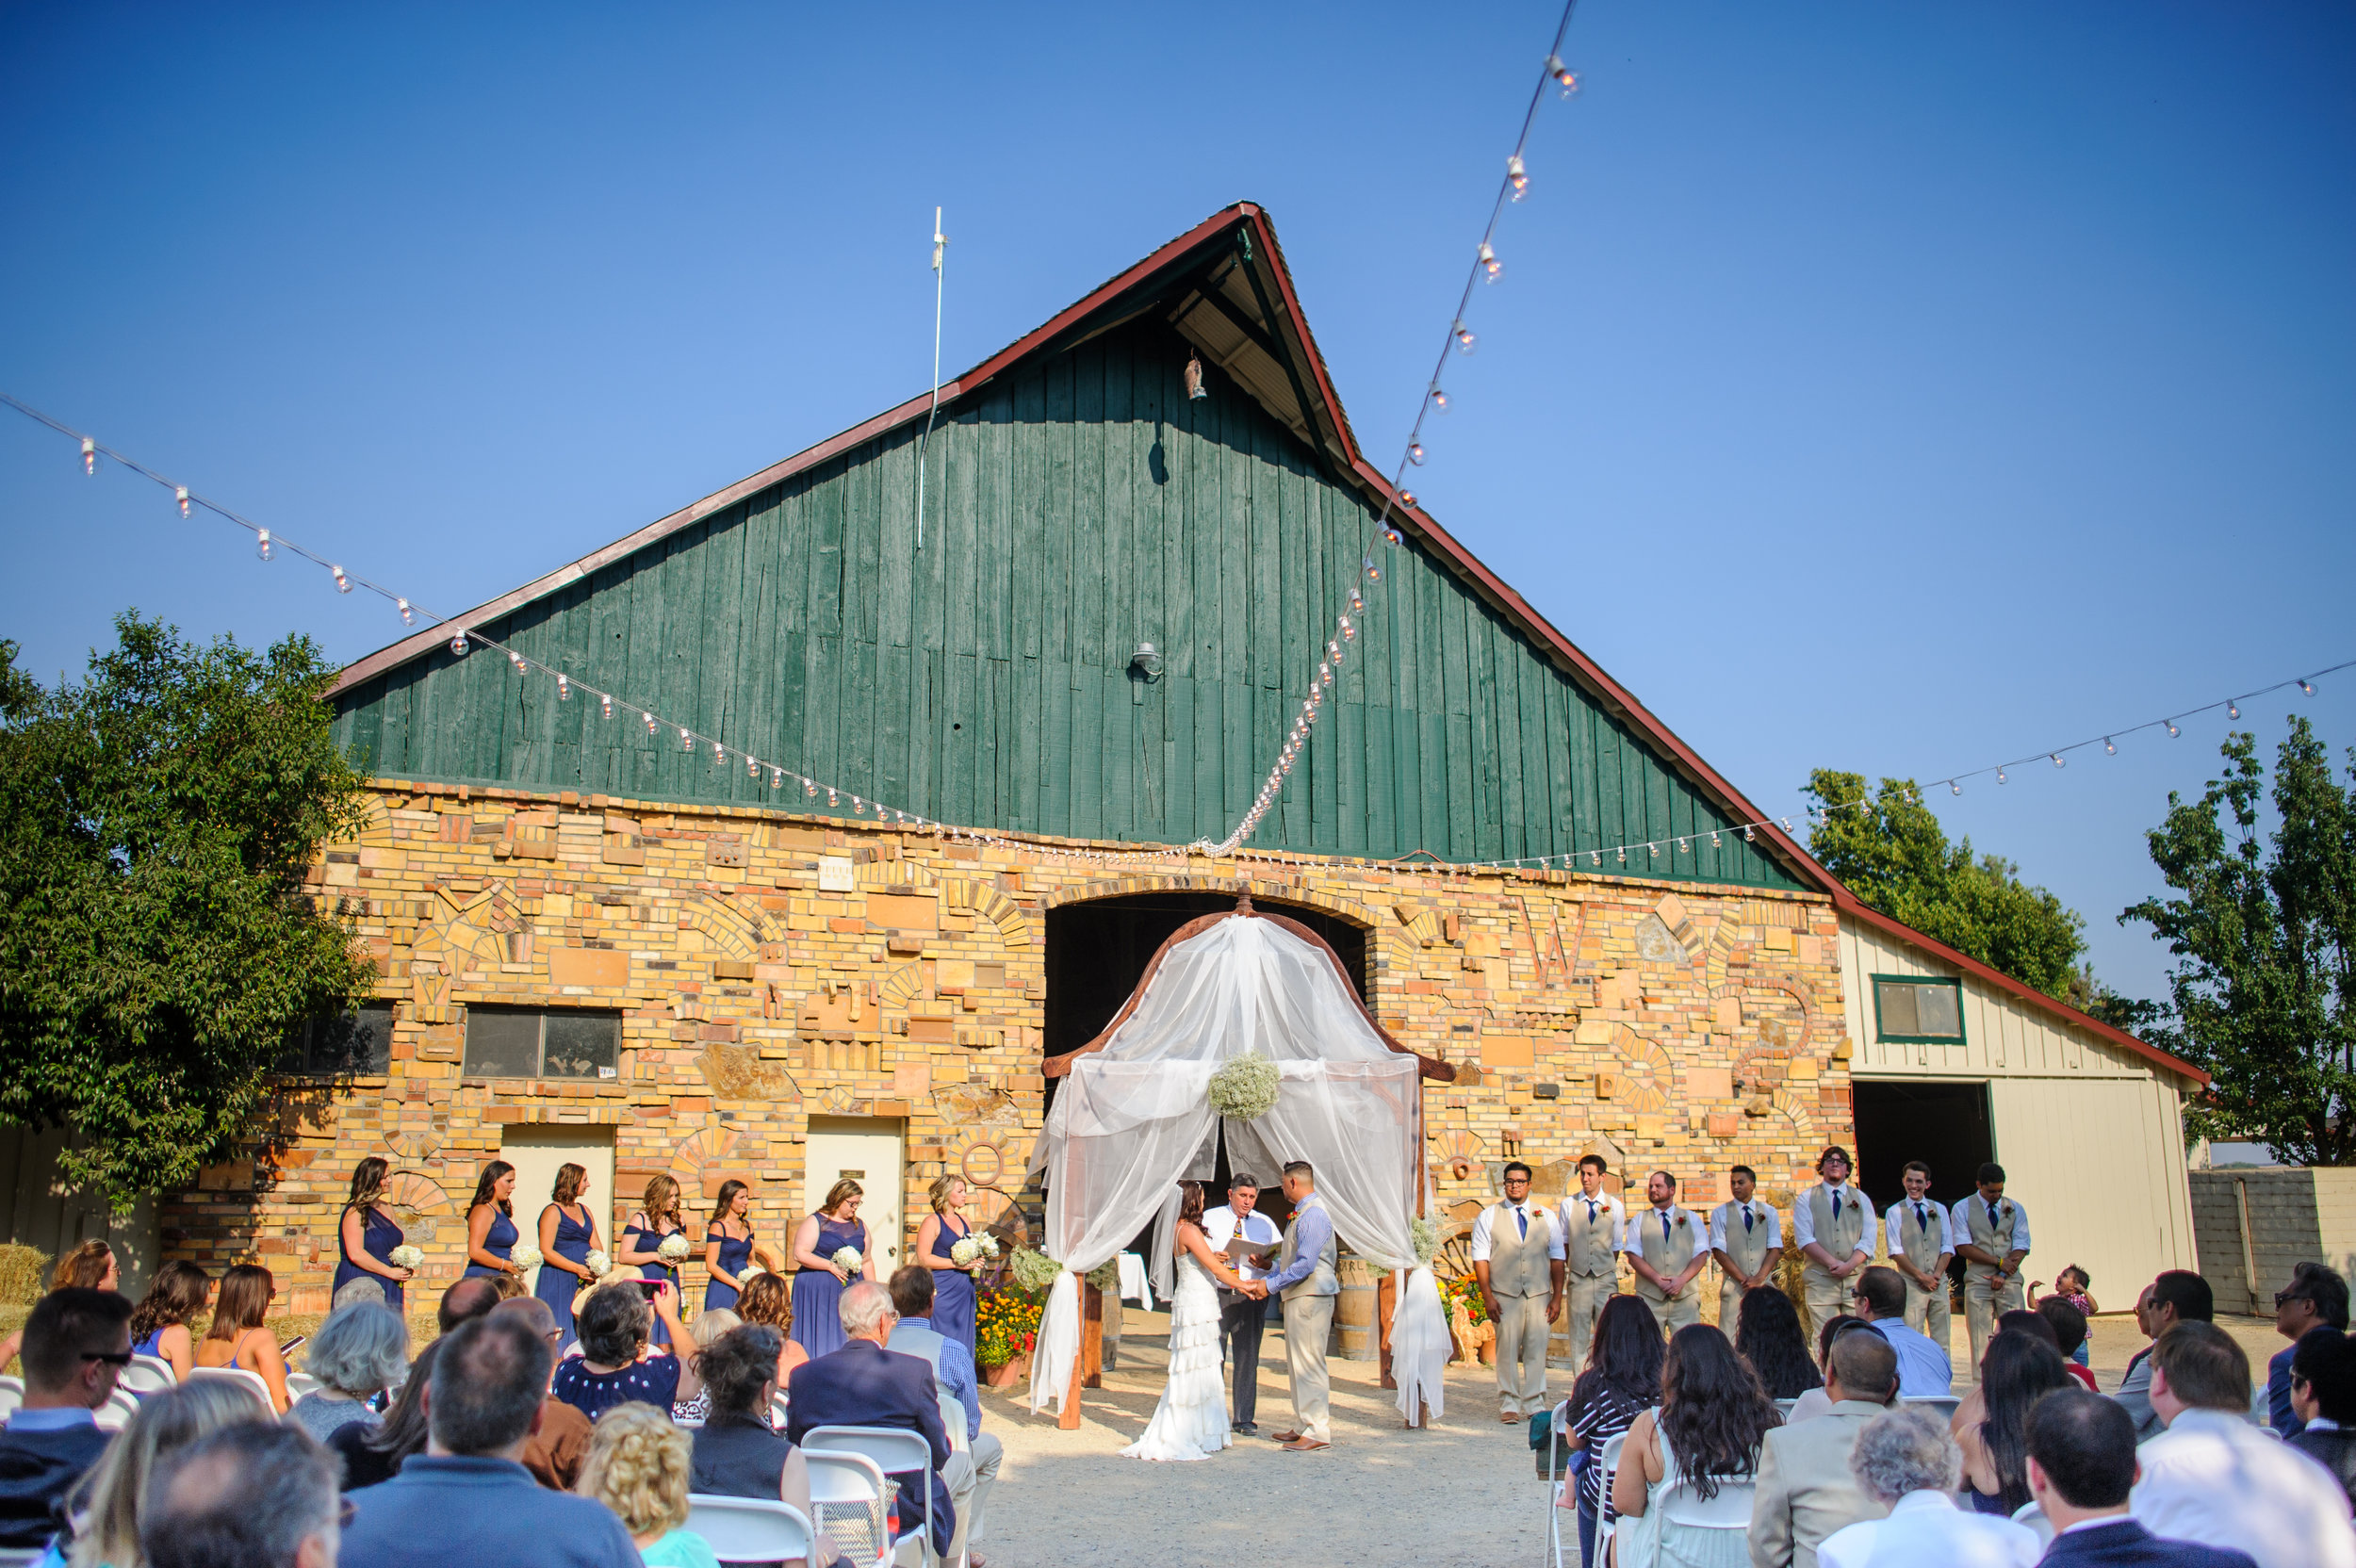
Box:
[2027,1389,2258,1568]
[787,1281,957,1561]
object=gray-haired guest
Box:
[288,1300,411,1444]
[1814,1406,2039,1568]
[141,1422,342,1568]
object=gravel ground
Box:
[973,1306,2293,1568]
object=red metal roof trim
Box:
[328,204,2199,1086]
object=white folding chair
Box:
[94,1389,140,1431]
[1590,1429,1631,1567]
[121,1354,177,1395]
[936,1391,970,1454]
[285,1371,322,1403]
[769,1389,792,1432]
[187,1364,274,1413]
[801,1447,892,1568]
[1773,1396,1798,1415]
[2010,1499,2054,1547]
[685,1495,815,1565]
[0,1376,23,1420]
[0,1548,49,1566]
[1900,1394,1959,1422]
[805,1427,933,1565]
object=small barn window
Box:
[280,1002,395,1076]
[1872,976,1965,1044]
[463,1006,622,1080]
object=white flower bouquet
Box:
[737,1267,767,1283]
[386,1245,423,1270]
[508,1245,545,1274]
[657,1233,692,1262]
[830,1246,863,1277]
[583,1249,612,1278]
[950,1236,982,1267]
[1206,1052,1282,1121]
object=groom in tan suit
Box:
[1259,1160,1338,1452]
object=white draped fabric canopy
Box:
[1024,911,1448,1424]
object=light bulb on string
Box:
[1478,243,1501,283]
[1616,846,1626,864]
[508,649,526,674]
[1590,851,1601,866]
[1348,588,1365,613]
[2102,737,2116,755]
[1546,54,1579,96]
[1949,781,1961,795]
[1453,322,1476,354]
[1407,440,1426,466]
[450,631,468,658]
[332,565,351,594]
[175,486,189,517]
[1429,388,1448,415]
[256,529,273,562]
[2166,720,2180,738]
[1397,490,1415,511]
[746,753,759,778]
[2049,753,2063,767]
[397,597,414,626]
[2228,701,2241,720]
[556,675,570,700]
[644,712,657,735]
[804,778,817,798]
[1710,831,1721,849]
[1364,556,1381,582]
[2300,679,2316,696]
[712,741,726,764]
[1996,769,2007,785]
[826,788,838,808]
[771,767,783,789]
[1742,825,1756,841]
[679,727,693,751]
[1327,639,1343,663]
[80,437,95,475]
[1340,617,1356,642]
[600,694,613,720]
[1507,154,1529,200]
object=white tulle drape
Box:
[1024,914,1447,1421]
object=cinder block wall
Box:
[159,780,1853,1314]
[2188,1168,2356,1314]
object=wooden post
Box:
[1081,1280,1104,1389]
[1378,1270,1398,1391]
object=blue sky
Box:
[3,2,2350,1006]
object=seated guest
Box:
[1787,1315,1868,1424]
[2040,1296,2100,1390]
[1558,1293,1666,1568]
[330,1338,438,1492]
[888,1265,1001,1565]
[735,1275,810,1393]
[1850,1265,1952,1396]
[125,1261,213,1383]
[1736,1285,1825,1402]
[489,1297,592,1492]
[787,1282,959,1565]
[2290,1326,2356,1507]
[0,1243,119,1373]
[1748,1327,1900,1568]
[670,1307,739,1424]
[190,1263,289,1413]
[578,1403,722,1568]
[1817,1405,2038,1568]
[337,1314,640,1568]
[1948,1308,2068,1443]
[58,1380,267,1568]
[2114,1271,2213,1442]
[1610,1324,1780,1564]
[2027,1388,2259,1568]
[438,1275,503,1333]
[2270,1263,2349,1437]
[1955,1331,2073,1516]
[549,1282,700,1423]
[2133,1320,2355,1568]
[139,1422,339,1568]
[0,1286,133,1549]
[288,1300,409,1444]
[687,1326,817,1508]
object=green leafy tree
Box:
[1801,769,2086,999]
[0,613,376,1210]
[2122,718,2356,1164]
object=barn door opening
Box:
[1852,1078,1994,1210]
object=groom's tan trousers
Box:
[1282,1292,1334,1444]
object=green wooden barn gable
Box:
[332,208,1802,890]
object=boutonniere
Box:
[1673,1213,1689,1230]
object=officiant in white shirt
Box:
[1471,1161,1564,1422]
[1203,1173,1283,1436]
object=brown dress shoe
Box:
[1499,1411,1523,1424]
[1270,1429,1302,1444]
[1282,1437,1331,1452]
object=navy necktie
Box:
[1914,1202,1927,1230]
[1742,1205,1755,1233]
[1586,1200,1596,1223]
[1832,1191,1842,1221]
[1661,1212,1671,1243]
[1515,1205,1528,1240]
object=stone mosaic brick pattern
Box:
[168,782,1854,1314]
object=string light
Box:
[397,597,415,626]
[556,674,570,700]
[2300,679,2317,696]
[1453,321,1477,353]
[600,693,613,720]
[645,712,658,736]
[175,485,189,517]
[332,564,351,594]
[1546,54,1578,96]
[1507,155,1530,199]
[2227,701,2241,720]
[450,631,467,658]
[81,436,95,475]
[1408,440,1426,466]
[1478,243,1502,283]
[2049,753,2063,767]
[1429,388,1448,415]
[2166,721,2180,738]
[256,529,273,562]
[2103,737,2115,754]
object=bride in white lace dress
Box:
[1121,1182,1268,1462]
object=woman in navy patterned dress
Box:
[533,1161,603,1345]
[463,1160,521,1280]
[550,1280,703,1422]
[334,1155,414,1309]
[789,1178,873,1359]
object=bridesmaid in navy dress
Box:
[618,1172,689,1348]
[463,1160,522,1280]
[915,1174,980,1361]
[703,1179,779,1315]
[533,1162,603,1345]
[334,1155,415,1309]
[790,1178,873,1360]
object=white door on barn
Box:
[803,1118,906,1279]
[498,1127,616,1298]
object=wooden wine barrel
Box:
[1333,1256,1378,1361]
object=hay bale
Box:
[0,1245,51,1307]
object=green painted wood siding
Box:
[334,322,1797,889]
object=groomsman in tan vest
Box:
[1950,1161,2030,1373]
[1884,1160,1955,1354]
[1793,1145,1875,1342]
[1625,1170,1706,1333]
[1556,1154,1625,1370]
[1470,1161,1564,1422]
[1709,1164,1783,1333]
